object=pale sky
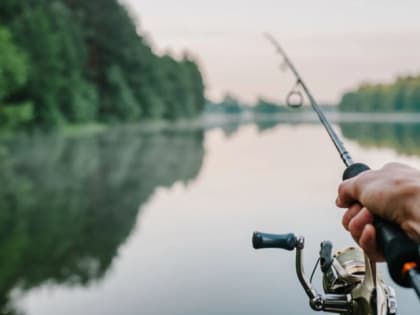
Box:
[123,0,420,104]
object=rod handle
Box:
[343,163,419,287]
[252,232,297,250]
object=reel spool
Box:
[323,247,365,294]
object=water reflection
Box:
[255,120,280,133]
[1,119,420,315]
[0,127,205,314]
[340,122,420,156]
[250,116,420,157]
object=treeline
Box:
[205,95,336,114]
[0,0,205,130]
[339,75,420,112]
[254,98,302,113]
[205,95,300,114]
[205,94,250,114]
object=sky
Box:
[123,0,420,104]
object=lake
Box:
[0,116,419,315]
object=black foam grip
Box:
[343,163,420,287]
[342,163,370,180]
[374,217,419,287]
[252,232,297,250]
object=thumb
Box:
[337,178,359,208]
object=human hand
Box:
[336,163,420,261]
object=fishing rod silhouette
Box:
[252,33,420,314]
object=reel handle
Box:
[252,232,297,250]
[343,163,419,287]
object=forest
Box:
[339,75,420,112]
[0,0,205,131]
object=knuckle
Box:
[399,179,419,197]
[391,174,406,187]
[383,162,402,170]
[349,223,360,239]
[361,207,373,222]
[337,182,346,196]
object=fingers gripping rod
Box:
[265,33,353,167]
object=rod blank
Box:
[265,33,353,167]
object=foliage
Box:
[205,94,246,114]
[0,27,27,101]
[205,96,305,115]
[339,76,420,112]
[0,0,205,130]
[254,98,296,113]
[104,65,141,122]
[0,26,32,130]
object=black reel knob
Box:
[252,232,297,250]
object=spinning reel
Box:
[252,232,397,315]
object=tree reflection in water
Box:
[339,122,420,156]
[0,126,205,315]
[255,118,420,157]
[1,120,420,314]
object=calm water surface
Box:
[1,120,419,314]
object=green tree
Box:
[0,0,206,130]
[339,75,420,112]
[11,2,99,126]
[0,27,27,102]
[103,65,141,121]
[0,26,32,130]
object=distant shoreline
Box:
[202,112,420,127]
[4,112,420,141]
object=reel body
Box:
[252,232,397,315]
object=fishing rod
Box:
[252,33,420,314]
[265,34,353,167]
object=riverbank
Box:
[4,111,420,142]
